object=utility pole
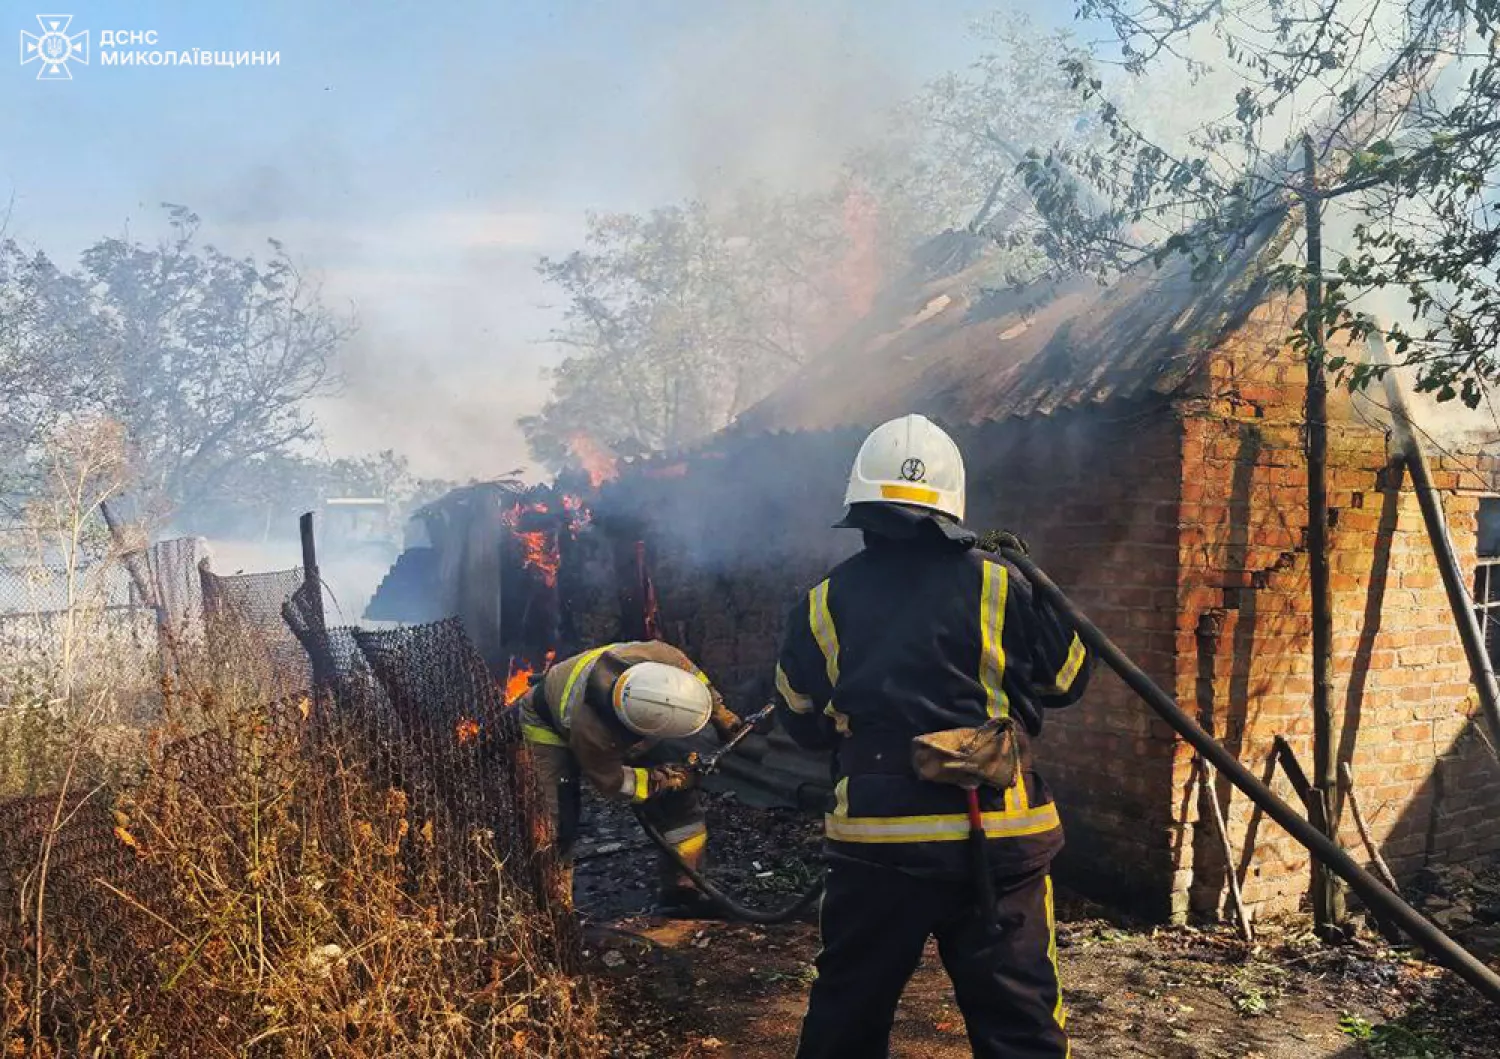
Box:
[1303,134,1346,935]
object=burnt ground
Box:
[579,792,1500,1058]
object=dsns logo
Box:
[20,14,89,80]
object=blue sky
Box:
[3,1,1067,478]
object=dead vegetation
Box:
[0,429,601,1056]
[0,654,602,1057]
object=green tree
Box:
[0,205,350,513]
[1030,0,1500,404]
[524,189,857,468]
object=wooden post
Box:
[1200,761,1255,944]
[299,512,326,629]
[637,541,663,640]
[1303,134,1346,934]
[616,539,645,641]
[99,499,178,682]
[299,511,330,688]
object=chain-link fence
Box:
[285,578,570,935]
[0,539,218,706]
[200,563,311,696]
[0,558,578,1054]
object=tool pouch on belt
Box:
[909,717,1019,791]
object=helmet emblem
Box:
[899,458,926,482]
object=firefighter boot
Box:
[653,825,720,918]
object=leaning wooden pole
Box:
[1302,134,1345,932]
[99,501,164,628]
[1365,331,1500,759]
[1199,761,1255,944]
[1339,762,1400,895]
[1002,548,1500,1007]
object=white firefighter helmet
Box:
[843,413,966,522]
[612,661,714,739]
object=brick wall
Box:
[1175,296,1500,921]
[962,410,1185,916]
[594,296,1500,925]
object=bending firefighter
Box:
[515,642,744,914]
[775,414,1093,1059]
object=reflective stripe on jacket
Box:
[519,641,729,804]
[773,526,1092,878]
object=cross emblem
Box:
[20,15,89,81]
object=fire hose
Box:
[1000,547,1500,1007]
[632,701,825,924]
[628,552,1500,1000]
[631,808,824,925]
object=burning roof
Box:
[728,216,1287,436]
[723,57,1429,439]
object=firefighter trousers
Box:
[529,742,708,896]
[794,858,1069,1059]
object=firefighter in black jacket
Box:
[774,413,1092,1059]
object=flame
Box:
[503,500,562,586]
[561,493,592,533]
[504,662,535,705]
[503,651,554,707]
[456,718,481,746]
[516,531,560,586]
[568,434,619,488]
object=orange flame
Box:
[567,434,619,489]
[503,500,563,586]
[504,662,535,705]
[456,718,481,746]
[503,651,554,706]
[516,530,560,586]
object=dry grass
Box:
[2,421,600,1056]
[1,661,600,1058]
[1,583,596,1054]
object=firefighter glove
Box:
[654,764,699,793]
[713,708,747,742]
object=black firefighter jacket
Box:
[773,508,1093,879]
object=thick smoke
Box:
[147,4,947,616]
[647,1,913,200]
[186,2,931,486]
